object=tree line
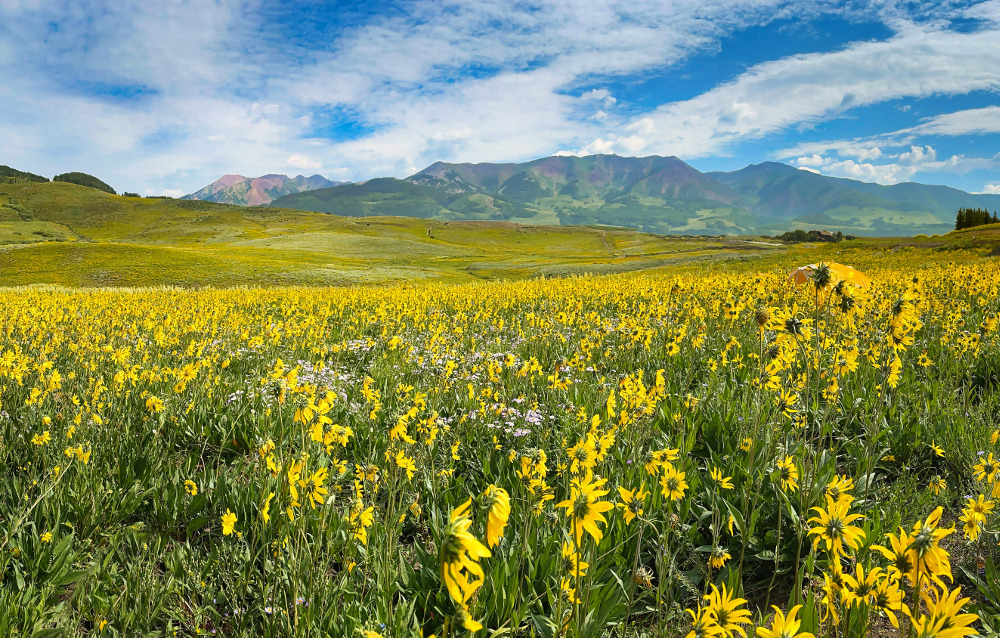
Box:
[0,165,48,183]
[53,172,116,195]
[956,207,999,230]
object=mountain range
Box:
[182,173,349,206]
[260,155,1000,236]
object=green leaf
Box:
[186,515,209,536]
[55,570,90,586]
[186,493,207,517]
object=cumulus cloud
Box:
[821,159,917,184]
[580,88,617,108]
[976,184,1000,194]
[795,154,825,166]
[2,0,1000,195]
[286,154,322,170]
[781,143,973,185]
[577,25,1000,158]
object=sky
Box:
[1,0,1000,197]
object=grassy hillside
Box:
[710,162,1000,236]
[273,155,1000,236]
[274,156,754,234]
[0,180,780,287]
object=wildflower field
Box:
[3,245,1000,637]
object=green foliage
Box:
[267,155,1000,235]
[52,172,115,194]
[955,206,999,230]
[0,165,48,183]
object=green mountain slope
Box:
[183,173,349,206]
[274,155,755,234]
[708,162,1000,235]
[0,178,766,287]
[271,154,1000,236]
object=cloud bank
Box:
[0,0,998,194]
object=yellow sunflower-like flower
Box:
[909,586,979,638]
[928,475,946,496]
[824,474,854,506]
[300,467,329,508]
[349,500,375,545]
[659,464,688,502]
[394,450,417,480]
[871,576,909,629]
[842,563,882,609]
[807,497,865,559]
[702,583,752,638]
[556,470,615,545]
[757,605,814,638]
[439,498,491,604]
[615,484,648,525]
[685,605,716,638]
[776,456,799,492]
[871,527,915,585]
[974,452,1000,484]
[708,547,731,570]
[710,467,734,490]
[566,436,597,475]
[454,603,483,633]
[481,484,511,548]
[560,540,589,577]
[906,506,955,588]
[221,509,238,536]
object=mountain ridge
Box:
[269,154,1000,236]
[183,173,350,206]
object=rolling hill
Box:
[0,177,775,287]
[53,172,116,194]
[271,155,1000,236]
[183,173,350,206]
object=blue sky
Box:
[1,0,999,196]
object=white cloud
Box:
[976,184,1000,194]
[580,88,617,108]
[286,154,322,170]
[148,188,185,198]
[777,106,1000,162]
[786,143,973,185]
[848,146,883,162]
[905,106,1000,137]
[1,0,999,195]
[578,25,1000,158]
[798,166,821,174]
[795,154,825,166]
[821,159,917,184]
[0,0,846,192]
[964,0,1000,23]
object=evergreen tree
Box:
[53,172,116,194]
[0,165,48,183]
